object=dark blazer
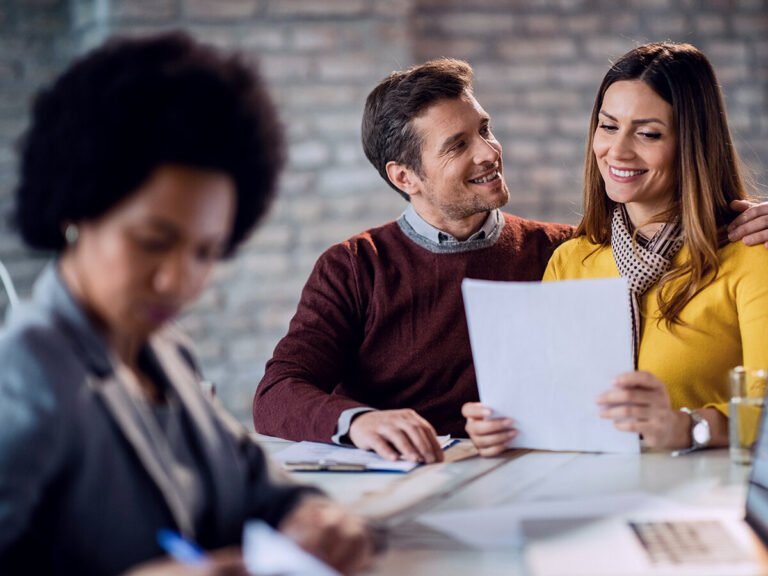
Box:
[0,265,311,576]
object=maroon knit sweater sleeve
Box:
[253,238,370,442]
[253,215,573,441]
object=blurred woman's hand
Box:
[462,402,517,457]
[278,496,373,575]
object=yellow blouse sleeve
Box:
[735,246,768,395]
[542,246,562,282]
[704,244,768,423]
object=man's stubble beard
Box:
[438,181,510,220]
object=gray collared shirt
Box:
[402,204,501,245]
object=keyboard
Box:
[629,520,746,565]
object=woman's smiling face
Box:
[593,80,678,226]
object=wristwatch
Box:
[674,407,711,455]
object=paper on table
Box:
[243,520,340,576]
[273,436,455,472]
[462,278,639,453]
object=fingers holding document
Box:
[596,371,684,449]
[348,409,444,464]
[462,402,517,457]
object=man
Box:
[253,58,768,463]
[253,59,570,463]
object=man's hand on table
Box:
[348,409,444,464]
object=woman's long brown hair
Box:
[577,42,752,327]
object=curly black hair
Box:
[15,30,284,256]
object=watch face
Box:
[693,422,711,445]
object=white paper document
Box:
[273,436,455,472]
[243,520,340,576]
[462,278,639,453]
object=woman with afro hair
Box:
[0,31,371,576]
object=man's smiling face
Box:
[405,94,509,236]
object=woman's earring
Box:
[64,223,79,245]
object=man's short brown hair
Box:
[361,58,474,199]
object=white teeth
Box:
[610,166,646,178]
[470,170,499,184]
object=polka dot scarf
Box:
[611,204,684,367]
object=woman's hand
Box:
[462,402,517,457]
[596,371,689,449]
[278,496,373,575]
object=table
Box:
[259,437,756,576]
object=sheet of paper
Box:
[243,520,340,576]
[462,278,638,453]
[273,436,454,473]
[418,492,685,549]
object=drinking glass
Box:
[729,366,768,465]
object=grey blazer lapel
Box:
[150,335,244,533]
[92,369,196,538]
[37,266,206,538]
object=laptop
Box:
[523,413,768,576]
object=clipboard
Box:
[275,437,459,473]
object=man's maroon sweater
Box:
[253,213,573,441]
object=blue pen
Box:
[157,529,208,565]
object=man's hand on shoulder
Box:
[348,409,444,463]
[728,199,768,247]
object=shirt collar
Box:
[402,204,501,245]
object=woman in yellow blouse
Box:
[464,42,768,455]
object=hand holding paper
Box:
[462,402,518,457]
[462,278,639,454]
[597,370,688,449]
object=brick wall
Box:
[0,1,71,301]
[1,0,766,422]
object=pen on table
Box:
[442,438,460,450]
[157,529,208,565]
